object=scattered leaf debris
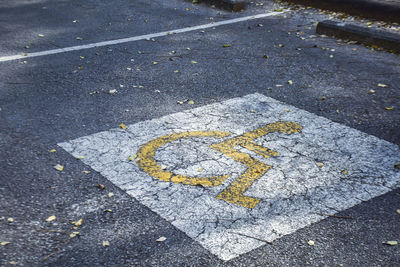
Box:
[97,184,106,190]
[54,164,64,171]
[128,154,137,161]
[156,236,167,242]
[46,215,56,222]
[69,231,80,238]
[160,164,167,170]
[71,218,84,227]
[382,241,398,246]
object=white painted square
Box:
[59,93,400,260]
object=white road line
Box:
[0,11,287,63]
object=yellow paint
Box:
[137,131,232,187]
[136,121,302,208]
[211,121,302,208]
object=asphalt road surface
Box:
[1,0,399,266]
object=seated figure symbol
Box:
[137,121,302,208]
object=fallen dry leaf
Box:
[109,89,117,94]
[188,100,195,105]
[288,80,293,85]
[46,215,56,222]
[377,83,388,88]
[156,236,167,242]
[7,218,14,222]
[382,241,398,246]
[120,123,127,130]
[394,163,400,169]
[54,164,64,171]
[75,155,84,160]
[308,240,315,246]
[369,89,376,94]
[341,169,348,175]
[49,149,56,153]
[222,44,231,47]
[128,154,137,161]
[97,184,106,190]
[160,164,167,170]
[1,241,11,246]
[385,107,394,110]
[72,218,84,227]
[82,170,90,174]
[38,34,45,37]
[102,240,110,247]
[191,60,197,64]
[317,162,324,168]
[69,231,80,238]
[108,192,114,197]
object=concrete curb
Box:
[285,0,400,23]
[316,20,400,53]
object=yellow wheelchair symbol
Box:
[137,121,302,209]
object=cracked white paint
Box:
[59,93,400,260]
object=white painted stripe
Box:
[0,11,287,63]
[59,93,400,261]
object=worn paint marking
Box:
[137,131,232,187]
[137,121,302,208]
[212,121,302,208]
[59,93,400,261]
